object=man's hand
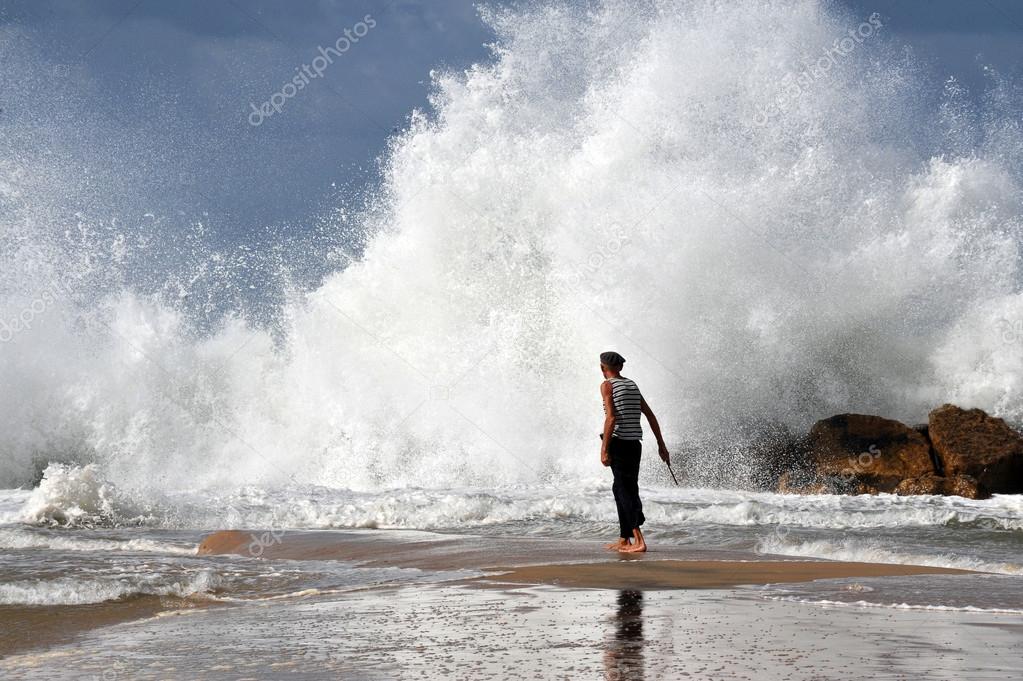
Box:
[642,399,670,466]
[600,450,610,467]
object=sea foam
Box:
[0,570,220,606]
[1,0,1021,495]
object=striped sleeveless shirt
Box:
[607,376,643,440]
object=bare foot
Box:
[618,540,646,553]
[605,538,631,550]
[618,528,646,553]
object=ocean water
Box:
[2,468,1022,615]
[2,0,1022,625]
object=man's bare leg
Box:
[619,528,646,553]
[605,538,631,550]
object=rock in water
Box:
[894,472,987,499]
[928,404,1023,494]
[804,414,935,493]
[944,473,986,499]
[893,472,944,495]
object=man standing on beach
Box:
[599,351,670,553]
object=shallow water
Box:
[3,477,1021,616]
[4,582,1022,681]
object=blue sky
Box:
[2,1,493,237]
[2,1,1022,304]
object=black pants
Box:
[609,437,645,539]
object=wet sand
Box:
[199,528,976,589]
[484,559,973,589]
[0,597,217,658]
[4,529,1019,680]
[3,581,1021,680]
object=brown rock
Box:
[894,473,944,496]
[806,414,935,493]
[894,472,988,499]
[197,530,252,555]
[851,480,879,495]
[944,473,987,499]
[928,404,1023,494]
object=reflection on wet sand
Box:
[603,590,644,680]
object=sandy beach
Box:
[7,580,1023,681]
[3,529,1021,680]
[198,528,976,589]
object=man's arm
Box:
[640,397,670,464]
[600,381,615,467]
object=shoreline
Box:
[2,528,1017,678]
[4,579,1021,680]
[197,528,977,589]
[0,596,224,658]
[480,558,973,590]
[3,527,983,659]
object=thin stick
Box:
[665,462,680,486]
